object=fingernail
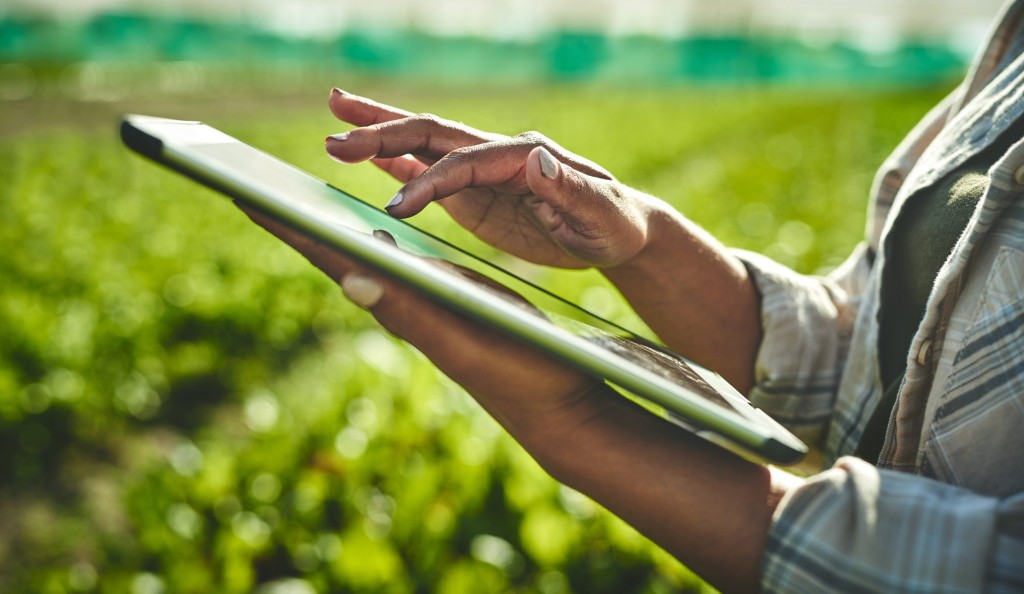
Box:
[341,273,383,309]
[385,191,404,209]
[372,229,398,246]
[331,87,347,96]
[327,132,350,142]
[538,147,560,180]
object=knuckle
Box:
[563,169,588,195]
[411,112,443,127]
[445,146,476,163]
[606,182,626,201]
[514,130,548,145]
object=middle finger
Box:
[326,113,505,165]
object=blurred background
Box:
[0,0,1006,99]
[0,1,1004,593]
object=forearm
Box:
[603,199,762,393]
[524,383,799,594]
[245,194,790,593]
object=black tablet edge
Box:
[121,116,245,205]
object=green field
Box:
[0,82,948,594]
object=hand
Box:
[324,88,661,269]
[323,89,762,393]
[236,204,607,451]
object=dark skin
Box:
[240,89,802,593]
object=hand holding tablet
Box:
[120,110,806,465]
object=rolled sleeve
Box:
[763,456,1024,593]
[735,246,871,444]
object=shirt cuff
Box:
[734,250,853,443]
[762,456,1000,594]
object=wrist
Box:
[508,380,623,478]
[600,196,689,284]
[594,197,762,392]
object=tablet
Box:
[120,114,807,465]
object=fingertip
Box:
[382,189,414,219]
[328,88,355,121]
[526,146,565,200]
[384,191,405,211]
[525,146,595,213]
[341,273,384,309]
[536,146,561,180]
[382,183,434,219]
[326,131,375,164]
[328,87,347,108]
[527,147,567,194]
[372,229,398,246]
[325,141,352,164]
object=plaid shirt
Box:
[740,1,1024,591]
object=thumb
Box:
[524,145,615,229]
[524,146,652,268]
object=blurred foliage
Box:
[0,82,947,593]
